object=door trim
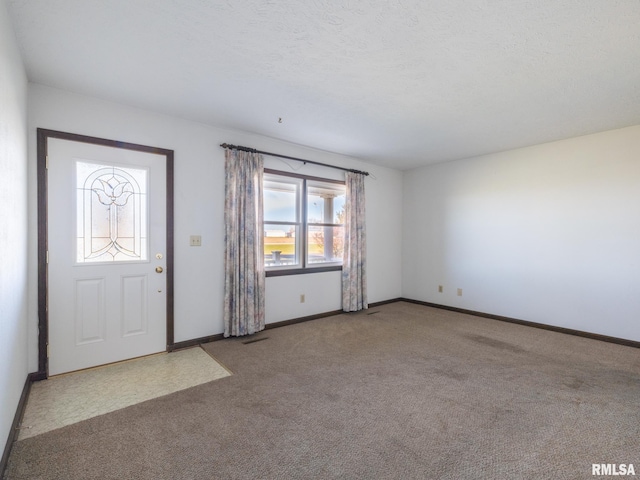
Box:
[36,128,174,379]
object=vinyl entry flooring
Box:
[18,347,231,440]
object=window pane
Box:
[76,161,148,263]
[264,177,300,222]
[265,225,299,267]
[307,182,346,224]
[308,225,344,264]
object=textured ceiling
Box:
[6,0,640,169]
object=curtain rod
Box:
[220,143,369,176]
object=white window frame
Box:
[264,169,345,276]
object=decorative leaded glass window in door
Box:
[76,161,148,263]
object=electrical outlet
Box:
[190,235,202,246]
[300,294,305,303]
[438,285,443,293]
[457,288,463,296]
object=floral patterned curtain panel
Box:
[342,172,368,312]
[223,149,265,337]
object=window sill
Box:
[265,265,342,277]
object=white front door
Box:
[47,136,168,375]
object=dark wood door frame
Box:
[35,128,175,380]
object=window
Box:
[76,161,148,263]
[264,173,302,268]
[264,170,345,275]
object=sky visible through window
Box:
[264,190,345,231]
[264,189,295,226]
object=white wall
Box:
[27,84,403,370]
[0,0,29,458]
[402,125,640,341]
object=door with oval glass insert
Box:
[47,135,170,375]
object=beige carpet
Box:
[18,347,230,440]
[5,302,640,479]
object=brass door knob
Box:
[155,266,164,273]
